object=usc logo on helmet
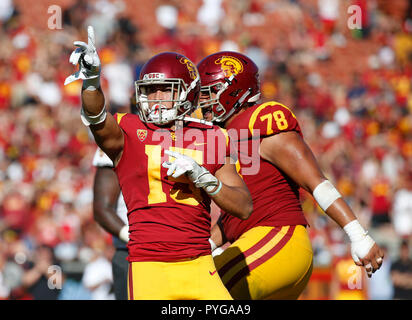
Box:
[215,56,244,77]
[179,57,198,80]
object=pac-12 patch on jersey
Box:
[137,129,148,142]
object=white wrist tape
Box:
[209,238,225,257]
[343,220,367,243]
[80,104,107,126]
[212,247,224,257]
[209,238,217,252]
[344,220,375,264]
[118,225,129,243]
[206,180,222,196]
[82,76,100,91]
[312,180,342,211]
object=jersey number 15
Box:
[145,145,204,206]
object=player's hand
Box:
[162,150,220,194]
[64,26,101,86]
[351,236,384,278]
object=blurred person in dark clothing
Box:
[391,239,412,299]
[21,245,62,300]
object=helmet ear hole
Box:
[183,102,192,110]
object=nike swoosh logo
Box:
[209,270,217,276]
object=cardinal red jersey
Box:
[221,101,308,242]
[113,113,232,262]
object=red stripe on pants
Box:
[128,263,134,300]
[218,226,282,278]
[225,226,295,291]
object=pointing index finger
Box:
[87,26,96,49]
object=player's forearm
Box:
[310,179,383,277]
[211,185,252,220]
[305,178,358,228]
[81,87,105,116]
[81,88,124,161]
[93,167,128,242]
[323,198,357,228]
[93,205,125,238]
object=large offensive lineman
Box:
[197,51,385,300]
[65,27,252,300]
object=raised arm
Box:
[82,88,124,163]
[259,131,384,277]
[65,26,124,163]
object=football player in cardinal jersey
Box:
[65,27,253,300]
[197,51,385,300]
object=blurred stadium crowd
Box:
[0,0,411,300]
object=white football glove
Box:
[118,225,129,243]
[162,150,221,195]
[64,26,101,89]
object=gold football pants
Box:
[214,225,313,300]
[128,254,232,300]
